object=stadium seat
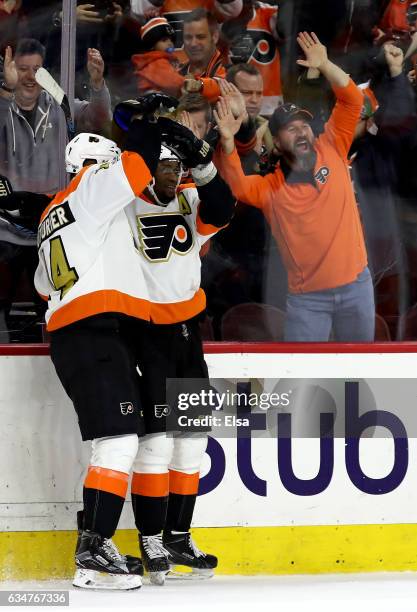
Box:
[399,305,417,340]
[220,302,286,341]
[200,315,215,340]
[374,313,391,341]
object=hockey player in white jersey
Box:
[34,120,163,590]
[114,103,236,584]
[34,91,228,587]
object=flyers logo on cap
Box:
[137,213,193,261]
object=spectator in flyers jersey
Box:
[374,0,415,45]
[222,0,282,116]
[216,32,375,342]
[179,9,227,79]
[131,0,242,60]
[131,16,223,101]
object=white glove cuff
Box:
[191,162,217,186]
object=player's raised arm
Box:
[176,110,236,232]
[62,115,162,230]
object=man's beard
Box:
[295,149,316,172]
[284,144,316,172]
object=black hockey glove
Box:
[124,117,161,175]
[158,117,213,168]
[113,94,179,131]
[0,175,14,205]
[205,126,220,150]
[0,175,51,231]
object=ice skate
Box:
[139,533,170,586]
[163,531,217,579]
[73,530,142,590]
[76,510,143,576]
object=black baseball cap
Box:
[268,103,313,135]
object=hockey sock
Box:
[83,466,129,538]
[164,470,199,534]
[131,472,169,536]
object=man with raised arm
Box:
[215,32,375,342]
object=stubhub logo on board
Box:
[197,381,409,497]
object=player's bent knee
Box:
[90,434,139,474]
[170,434,208,474]
[133,433,174,474]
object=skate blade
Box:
[73,568,142,590]
[147,570,169,586]
[167,565,214,580]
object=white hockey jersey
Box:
[125,183,220,324]
[34,151,153,331]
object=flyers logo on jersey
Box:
[137,213,193,261]
[314,166,330,185]
[247,29,277,65]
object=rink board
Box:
[1,343,417,578]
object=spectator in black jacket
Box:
[352,42,417,338]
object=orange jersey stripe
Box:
[40,167,90,222]
[139,190,155,204]
[41,153,151,224]
[131,472,169,497]
[177,182,196,192]
[46,290,207,330]
[47,289,151,331]
[204,50,226,79]
[85,466,129,498]
[149,288,206,323]
[200,239,211,257]
[236,136,257,155]
[196,215,226,236]
[169,469,199,495]
[121,151,152,196]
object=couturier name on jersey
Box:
[37,201,75,248]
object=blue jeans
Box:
[284,267,375,342]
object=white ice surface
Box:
[1,574,417,612]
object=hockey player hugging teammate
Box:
[114,99,236,585]
[34,94,236,590]
[35,119,163,590]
